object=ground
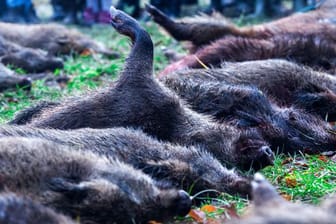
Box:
[0,18,335,223]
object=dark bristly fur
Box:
[0,22,119,58]
[228,174,336,224]
[160,32,336,76]
[0,125,252,195]
[0,137,192,224]
[8,101,60,125]
[146,2,336,75]
[164,59,336,122]
[163,78,336,154]
[0,63,31,92]
[146,1,336,50]
[145,4,243,50]
[20,7,273,170]
[0,193,76,224]
[0,36,63,73]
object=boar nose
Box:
[175,190,192,217]
[252,146,275,171]
[18,77,32,91]
[260,145,275,166]
[50,58,64,70]
[262,146,274,157]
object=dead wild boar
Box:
[145,3,336,74]
[17,7,273,170]
[0,36,63,73]
[159,32,336,76]
[164,59,336,122]
[162,78,336,154]
[146,1,336,50]
[0,63,31,92]
[0,137,192,224]
[0,125,255,195]
[0,22,119,58]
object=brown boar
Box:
[146,2,336,74]
[159,32,336,76]
[146,1,336,50]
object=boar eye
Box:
[48,177,89,201]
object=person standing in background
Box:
[83,0,113,24]
[0,0,39,23]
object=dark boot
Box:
[62,1,78,24]
[0,0,7,17]
[50,0,66,21]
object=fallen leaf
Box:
[189,209,206,223]
[148,221,162,224]
[281,193,292,201]
[201,205,217,213]
[318,155,329,162]
[281,157,293,165]
[80,49,93,56]
[285,176,297,188]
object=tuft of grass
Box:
[262,154,336,204]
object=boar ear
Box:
[57,36,70,45]
[48,177,89,200]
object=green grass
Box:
[262,154,336,204]
[0,20,336,221]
